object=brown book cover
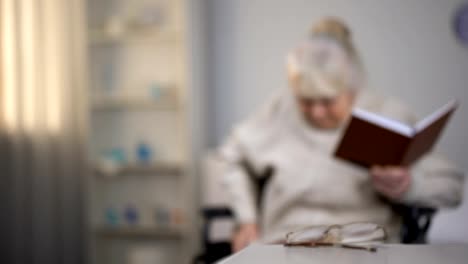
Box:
[334,100,458,167]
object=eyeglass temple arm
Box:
[284,241,378,252]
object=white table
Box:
[219,244,468,264]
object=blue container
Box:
[136,142,152,164]
[104,206,119,226]
[124,204,139,225]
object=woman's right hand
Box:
[232,223,258,253]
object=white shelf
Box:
[94,162,185,178]
[91,97,180,111]
[94,226,185,239]
[87,1,193,263]
[88,29,180,45]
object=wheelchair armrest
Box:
[397,204,437,244]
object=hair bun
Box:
[310,17,352,45]
[310,17,356,57]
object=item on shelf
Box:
[96,147,127,176]
[170,208,185,227]
[154,206,170,227]
[124,204,139,225]
[109,147,127,163]
[136,142,153,164]
[129,4,166,32]
[96,157,120,176]
[149,83,164,100]
[138,203,154,227]
[104,206,119,226]
[106,15,126,37]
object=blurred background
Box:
[1,0,468,264]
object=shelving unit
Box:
[95,226,186,240]
[93,162,184,178]
[88,29,180,45]
[86,1,195,264]
[91,96,180,112]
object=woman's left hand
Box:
[370,166,411,200]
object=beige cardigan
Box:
[218,88,464,242]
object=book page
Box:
[352,108,414,137]
[414,99,458,132]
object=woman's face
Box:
[294,90,355,129]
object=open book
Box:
[334,100,458,167]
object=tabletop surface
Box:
[219,244,468,264]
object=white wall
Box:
[205,0,468,242]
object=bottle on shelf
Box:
[136,142,153,165]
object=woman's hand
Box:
[232,223,258,253]
[370,166,411,200]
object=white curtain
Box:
[0,0,88,263]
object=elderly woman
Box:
[218,18,464,252]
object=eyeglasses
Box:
[284,222,387,252]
